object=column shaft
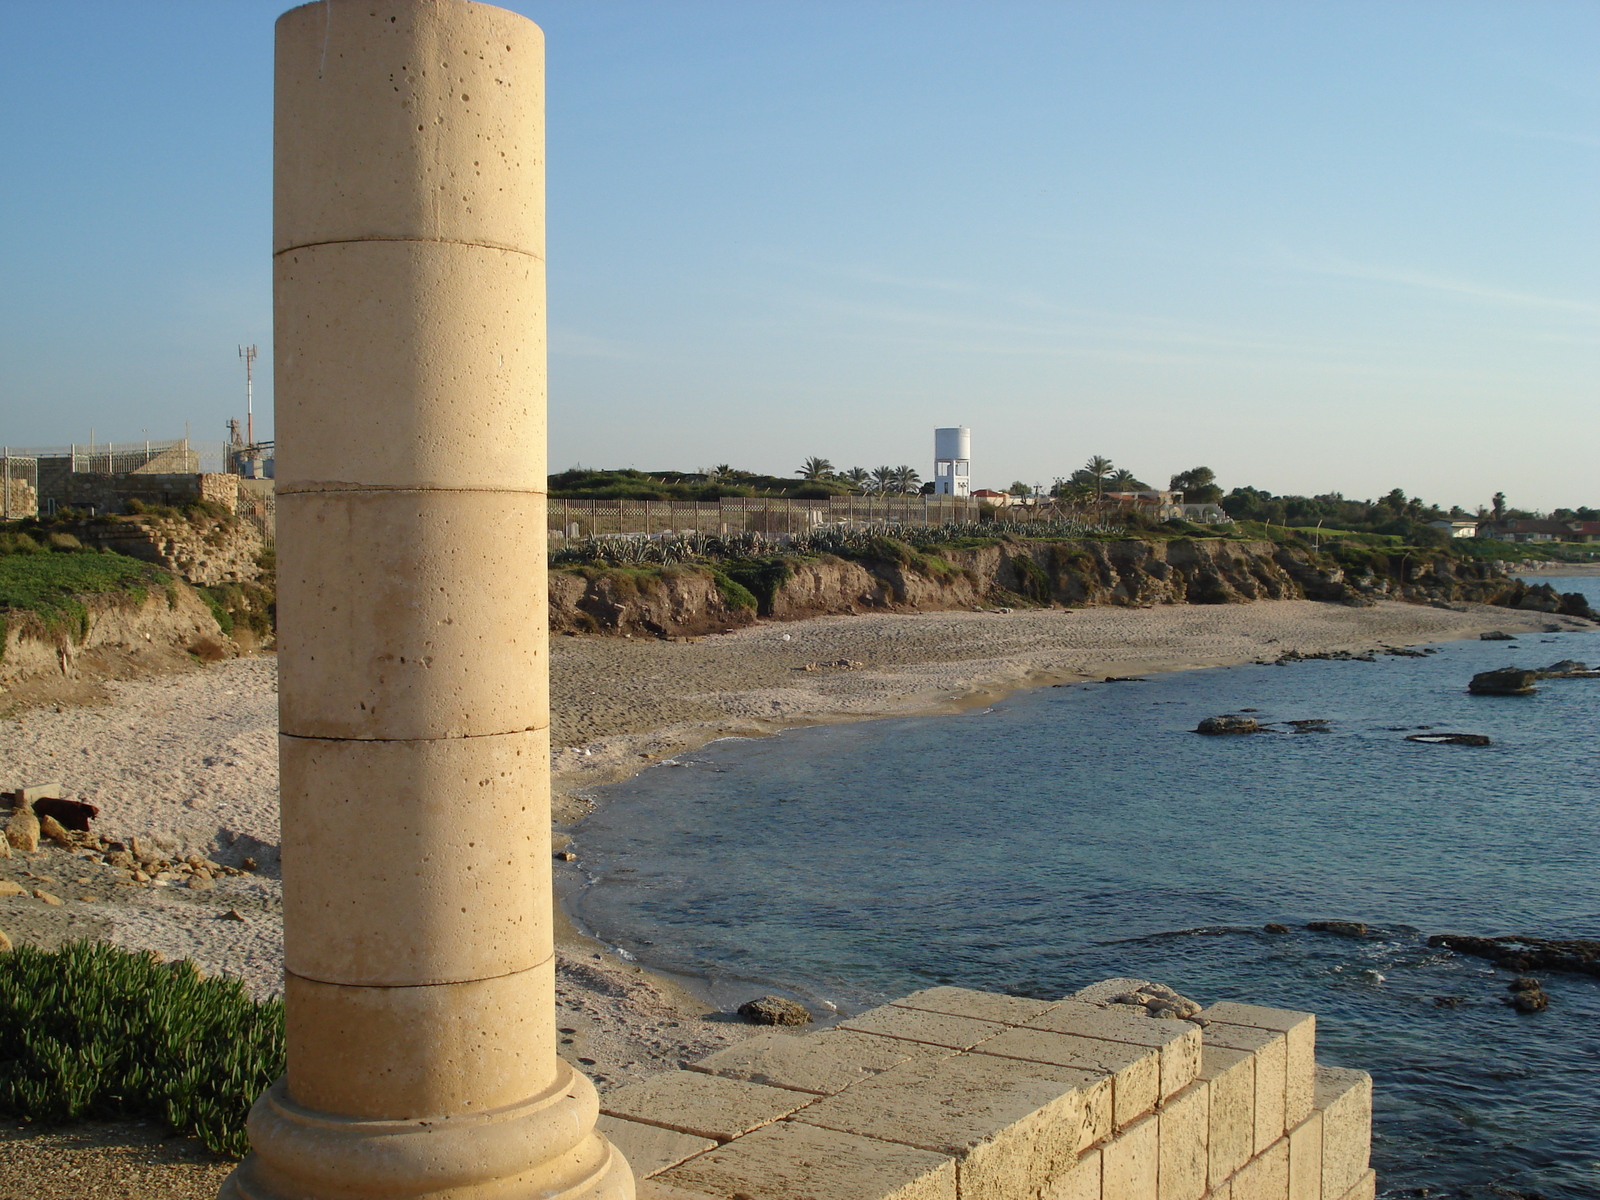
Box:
[222,2,630,1196]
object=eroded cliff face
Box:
[1,584,236,696]
[547,537,1572,639]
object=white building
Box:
[933,426,971,497]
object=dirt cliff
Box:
[548,537,1585,639]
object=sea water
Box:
[569,579,1600,1200]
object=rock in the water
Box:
[1537,660,1594,678]
[1196,715,1261,735]
[1508,976,1542,993]
[737,995,812,1026]
[1306,920,1368,938]
[1263,922,1291,934]
[1509,988,1549,1013]
[1468,668,1538,695]
[1405,732,1491,746]
[1479,631,1515,641]
[1427,934,1600,977]
[1432,996,1463,1008]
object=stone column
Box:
[221,3,632,1197]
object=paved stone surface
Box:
[1022,1000,1201,1099]
[1199,1003,1315,1128]
[1158,1082,1210,1200]
[658,1121,957,1200]
[893,986,1058,1026]
[1199,1046,1255,1188]
[973,1026,1157,1130]
[594,1115,715,1179]
[839,1004,1008,1050]
[792,1051,1091,1200]
[1315,1067,1372,1200]
[690,1030,949,1096]
[1204,1023,1286,1155]
[1101,1112,1158,1200]
[600,1070,814,1142]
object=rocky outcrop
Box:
[1428,933,1600,978]
[548,565,759,638]
[1196,715,1261,735]
[1468,668,1538,695]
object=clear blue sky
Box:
[2,1,1595,510]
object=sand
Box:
[0,596,1585,1101]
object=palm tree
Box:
[1107,468,1144,492]
[796,456,835,481]
[870,466,897,495]
[892,465,921,494]
[841,466,871,492]
[1081,455,1114,505]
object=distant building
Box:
[1180,503,1231,524]
[1428,518,1480,539]
[932,427,971,497]
[972,488,1014,505]
[1105,490,1185,520]
[1479,518,1599,544]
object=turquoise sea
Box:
[569,578,1600,1200]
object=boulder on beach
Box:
[737,995,812,1026]
[1196,715,1261,735]
[1467,668,1538,695]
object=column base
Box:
[218,1061,633,1200]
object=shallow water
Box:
[572,583,1600,1200]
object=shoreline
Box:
[2,595,1593,1098]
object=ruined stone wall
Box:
[67,515,266,587]
[605,979,1374,1200]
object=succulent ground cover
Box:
[0,940,283,1157]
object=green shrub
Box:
[46,532,82,552]
[0,941,284,1158]
[707,569,758,610]
[0,550,166,640]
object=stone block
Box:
[657,1120,956,1200]
[1199,1046,1255,1188]
[1045,1146,1100,1200]
[1208,1183,1233,1200]
[1287,1110,1322,1200]
[283,960,556,1120]
[1203,1023,1286,1154]
[1231,1137,1289,1200]
[690,1029,949,1096]
[1071,977,1154,1005]
[793,1051,1090,1200]
[279,728,550,986]
[1198,1002,1315,1128]
[1024,1000,1202,1099]
[1102,1112,1159,1200]
[275,489,549,741]
[839,1003,1007,1050]
[894,985,1059,1026]
[974,1025,1158,1130]
[594,1115,714,1179]
[1335,1168,1375,1200]
[13,784,63,804]
[274,239,546,493]
[1313,1067,1371,1200]
[274,0,545,255]
[1158,1083,1209,1200]
[601,1070,812,1142]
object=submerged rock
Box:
[1468,668,1538,695]
[738,995,813,1026]
[1196,715,1261,735]
[1405,733,1491,746]
[1427,934,1600,977]
[1306,920,1368,938]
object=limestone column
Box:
[221,3,632,1197]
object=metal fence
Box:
[236,484,276,552]
[546,495,984,540]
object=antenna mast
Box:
[239,344,258,446]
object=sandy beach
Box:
[0,596,1587,1113]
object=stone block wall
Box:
[599,980,1372,1200]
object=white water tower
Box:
[933,426,971,496]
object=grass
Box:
[0,547,170,651]
[0,941,284,1158]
